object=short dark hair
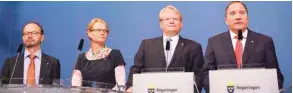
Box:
[22,21,44,35]
[225,1,248,18]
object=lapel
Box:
[168,36,184,66]
[157,36,167,67]
[242,29,256,65]
[13,54,24,84]
[39,53,50,83]
[220,31,237,64]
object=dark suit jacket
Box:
[126,36,204,93]
[203,29,284,92]
[1,53,61,85]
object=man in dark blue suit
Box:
[203,1,284,93]
[126,5,204,93]
[1,22,60,85]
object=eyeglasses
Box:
[160,17,181,22]
[89,29,109,33]
[22,31,41,36]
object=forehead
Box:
[160,8,180,17]
[23,23,41,32]
[227,2,246,11]
[91,22,107,29]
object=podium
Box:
[0,78,126,93]
[133,72,194,93]
[209,68,279,93]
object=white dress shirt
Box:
[229,29,248,52]
[163,34,179,66]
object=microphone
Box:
[9,44,23,84]
[71,39,84,86]
[78,39,84,51]
[165,38,171,72]
[166,40,170,51]
[238,29,243,40]
[17,44,23,53]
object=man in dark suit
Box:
[203,1,284,92]
[1,22,60,85]
[126,5,204,93]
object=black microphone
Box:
[166,41,170,51]
[78,39,84,51]
[71,39,84,85]
[9,43,23,84]
[17,44,23,53]
[165,39,171,72]
[238,29,243,40]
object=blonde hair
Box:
[159,5,182,21]
[87,18,109,33]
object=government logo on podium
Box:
[227,82,235,93]
[148,84,155,93]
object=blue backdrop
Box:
[0,1,291,92]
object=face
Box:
[225,2,248,32]
[87,22,108,43]
[160,9,182,35]
[22,23,44,48]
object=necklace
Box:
[92,47,104,56]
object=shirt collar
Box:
[24,49,42,59]
[229,29,248,40]
[163,34,179,42]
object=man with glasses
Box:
[1,22,61,85]
[126,5,204,93]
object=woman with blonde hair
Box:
[71,18,126,90]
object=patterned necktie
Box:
[27,54,35,85]
[234,36,243,68]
